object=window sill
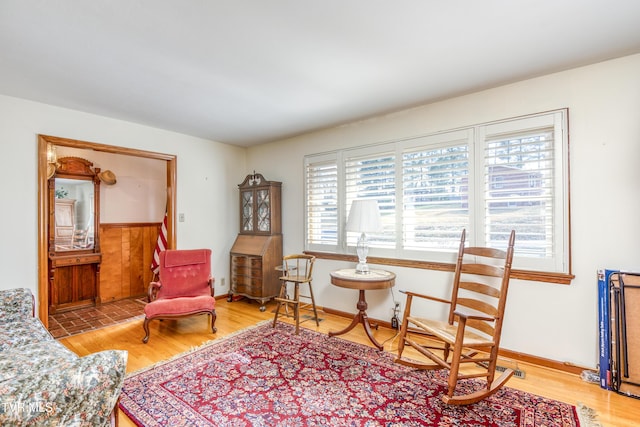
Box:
[304,251,574,285]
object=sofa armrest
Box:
[0,350,128,427]
[0,288,34,323]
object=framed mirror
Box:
[52,179,94,250]
[48,157,101,256]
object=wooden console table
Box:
[328,268,396,350]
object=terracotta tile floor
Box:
[48,297,146,339]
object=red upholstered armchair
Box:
[142,249,217,343]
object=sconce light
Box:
[46,144,58,179]
[46,143,57,164]
[346,199,382,274]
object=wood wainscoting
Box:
[100,223,160,302]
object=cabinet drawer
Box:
[232,256,262,269]
[51,253,101,267]
[233,275,263,287]
[232,266,263,278]
[232,281,267,297]
[232,256,249,267]
[231,264,247,275]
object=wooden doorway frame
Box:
[37,135,177,326]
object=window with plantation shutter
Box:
[344,149,396,250]
[479,111,568,272]
[305,155,339,250]
[304,109,569,275]
[401,129,472,254]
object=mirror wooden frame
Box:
[47,156,103,313]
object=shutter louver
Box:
[345,152,395,248]
[306,160,338,246]
[402,144,470,251]
[484,129,555,257]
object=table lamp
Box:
[346,199,382,274]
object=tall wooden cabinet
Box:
[48,157,102,313]
[229,173,282,311]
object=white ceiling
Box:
[2,1,640,147]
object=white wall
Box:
[0,94,246,299]
[55,146,167,223]
[246,53,640,369]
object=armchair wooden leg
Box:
[142,318,151,343]
[211,311,218,333]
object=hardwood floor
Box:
[59,297,640,427]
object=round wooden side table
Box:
[328,268,396,350]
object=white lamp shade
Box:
[346,200,382,233]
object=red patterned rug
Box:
[119,321,597,426]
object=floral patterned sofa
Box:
[0,288,128,426]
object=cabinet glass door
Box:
[241,190,253,232]
[256,189,271,232]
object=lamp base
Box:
[355,232,371,274]
[355,263,370,274]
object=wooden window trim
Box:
[304,250,574,285]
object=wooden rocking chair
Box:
[395,229,516,405]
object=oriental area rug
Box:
[119,321,597,427]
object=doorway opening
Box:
[37,134,177,328]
